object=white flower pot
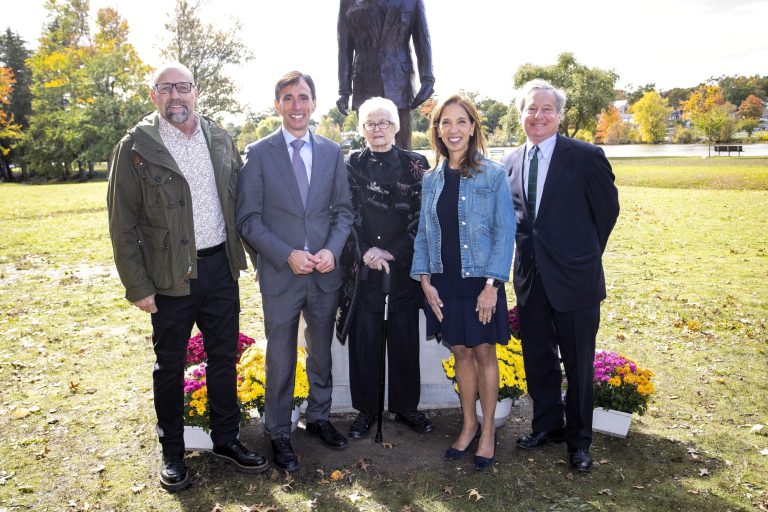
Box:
[260,403,302,433]
[476,397,513,428]
[183,426,213,451]
[592,407,632,438]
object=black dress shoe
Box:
[159,454,190,492]
[306,420,348,450]
[212,438,269,474]
[395,411,435,434]
[516,428,566,450]
[568,447,593,472]
[349,411,375,439]
[442,425,481,461]
[271,437,299,472]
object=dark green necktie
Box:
[527,146,539,221]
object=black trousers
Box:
[151,249,240,455]
[518,273,600,449]
[348,303,421,414]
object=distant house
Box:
[613,100,633,123]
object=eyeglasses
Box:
[154,82,194,94]
[363,120,392,131]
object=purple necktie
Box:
[290,139,309,206]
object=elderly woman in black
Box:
[336,97,434,439]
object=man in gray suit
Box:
[236,71,354,472]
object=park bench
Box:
[713,145,743,156]
[489,148,506,160]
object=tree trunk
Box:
[20,163,28,181]
[87,161,95,178]
[77,160,87,181]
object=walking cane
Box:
[375,269,391,443]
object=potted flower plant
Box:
[237,344,310,432]
[441,335,527,427]
[592,350,654,438]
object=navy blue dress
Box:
[425,168,509,347]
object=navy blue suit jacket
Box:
[503,134,619,312]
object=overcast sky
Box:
[4,0,767,120]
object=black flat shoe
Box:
[395,411,435,434]
[473,431,498,470]
[516,428,566,450]
[442,425,481,461]
[213,438,269,474]
[271,437,299,472]
[159,454,190,492]
[568,447,593,472]
[306,420,348,450]
[349,411,375,439]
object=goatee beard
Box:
[166,104,189,124]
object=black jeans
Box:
[150,249,240,455]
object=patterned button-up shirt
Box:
[158,115,226,251]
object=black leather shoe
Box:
[568,447,593,472]
[395,411,435,434]
[271,437,299,472]
[349,411,376,439]
[212,438,269,474]
[516,428,566,450]
[306,420,348,450]
[159,454,190,492]
[442,425,481,461]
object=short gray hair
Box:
[515,79,567,116]
[357,97,400,137]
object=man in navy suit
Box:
[236,71,354,472]
[503,79,619,472]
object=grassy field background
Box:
[0,157,766,511]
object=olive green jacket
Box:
[107,112,247,302]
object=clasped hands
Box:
[362,247,393,273]
[288,249,336,275]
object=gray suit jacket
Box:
[236,129,354,294]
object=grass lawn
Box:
[0,157,766,511]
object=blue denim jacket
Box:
[410,157,514,281]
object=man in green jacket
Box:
[107,62,268,491]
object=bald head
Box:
[153,62,194,85]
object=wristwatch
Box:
[485,278,503,289]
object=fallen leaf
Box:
[355,458,370,472]
[330,470,343,480]
[91,464,106,474]
[443,485,453,496]
[688,489,700,495]
[751,424,765,435]
[69,381,79,392]
[381,442,394,449]
[18,485,34,493]
[348,491,365,504]
[554,459,567,465]
[0,472,15,485]
[598,459,610,464]
[11,408,30,419]
[212,505,224,512]
[315,469,325,478]
[28,405,41,413]
[468,489,484,501]
[760,448,768,456]
[633,485,645,489]
[598,488,612,496]
[565,472,574,481]
[699,468,710,477]
[131,484,145,494]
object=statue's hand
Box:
[410,81,435,109]
[336,94,350,116]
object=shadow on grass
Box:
[167,407,743,512]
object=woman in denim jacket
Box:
[410,95,514,470]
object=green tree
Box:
[514,53,617,137]
[476,97,509,136]
[681,84,736,155]
[0,29,33,179]
[717,75,768,104]
[236,116,281,152]
[315,116,341,143]
[663,86,696,111]
[631,91,672,143]
[738,118,760,139]
[163,0,252,118]
[627,83,656,105]
[342,110,358,132]
[0,67,22,180]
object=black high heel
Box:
[473,431,498,470]
[442,425,481,461]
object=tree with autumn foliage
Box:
[595,105,628,145]
[631,91,672,143]
[0,67,22,180]
[681,84,736,155]
[736,95,764,139]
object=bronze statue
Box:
[337,0,435,149]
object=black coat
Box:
[335,146,428,342]
[503,134,620,312]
